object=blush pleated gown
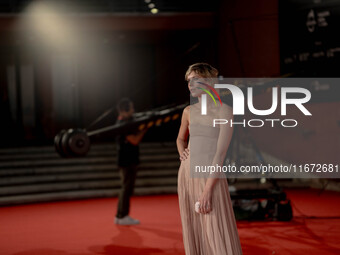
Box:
[177,125,243,255]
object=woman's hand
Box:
[179,148,190,161]
[198,188,213,214]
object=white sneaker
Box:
[114,215,140,225]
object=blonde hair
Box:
[185,63,218,81]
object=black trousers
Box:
[116,164,138,218]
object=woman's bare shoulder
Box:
[217,103,233,117]
[221,103,232,111]
[182,106,189,119]
[183,105,191,114]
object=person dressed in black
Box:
[114,98,147,225]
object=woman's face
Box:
[187,71,204,98]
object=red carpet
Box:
[0,188,339,255]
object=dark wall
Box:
[0,2,284,145]
[217,0,280,77]
[0,21,218,145]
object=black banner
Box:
[279,0,340,77]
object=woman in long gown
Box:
[176,63,243,255]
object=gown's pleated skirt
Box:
[177,125,243,255]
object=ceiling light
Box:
[150,8,158,14]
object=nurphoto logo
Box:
[197,80,312,128]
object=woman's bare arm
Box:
[176,106,190,161]
[199,104,234,213]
